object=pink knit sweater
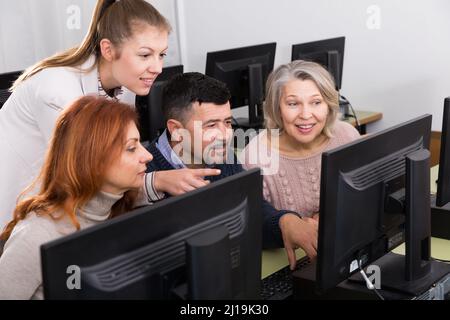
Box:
[240,121,360,217]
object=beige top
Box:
[0,191,122,300]
[240,121,360,217]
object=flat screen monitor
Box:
[436,97,450,206]
[317,114,450,296]
[136,65,184,142]
[205,42,276,129]
[431,97,450,240]
[41,168,263,299]
[291,37,345,90]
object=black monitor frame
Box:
[0,70,22,108]
[430,97,450,240]
[291,37,345,90]
[436,97,450,206]
[135,65,184,142]
[205,42,276,129]
[316,114,450,296]
[41,168,263,299]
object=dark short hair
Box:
[162,72,231,123]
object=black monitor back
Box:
[436,97,450,206]
[205,43,276,110]
[41,168,263,299]
[0,70,22,109]
[317,114,431,293]
[205,43,276,128]
[291,37,345,90]
[136,65,183,142]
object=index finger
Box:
[192,168,221,177]
[285,246,297,271]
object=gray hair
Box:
[264,60,339,137]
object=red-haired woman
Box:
[0,96,152,299]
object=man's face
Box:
[174,101,233,165]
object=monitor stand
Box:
[171,225,232,300]
[293,255,450,300]
[366,149,450,296]
[349,252,450,296]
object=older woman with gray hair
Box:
[240,60,360,268]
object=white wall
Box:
[0,0,96,73]
[177,0,450,131]
[2,0,450,131]
[0,0,181,73]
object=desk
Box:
[262,165,450,279]
[431,165,438,193]
[343,110,382,134]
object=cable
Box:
[357,258,385,300]
[339,95,362,134]
[347,103,362,134]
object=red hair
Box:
[1,96,139,242]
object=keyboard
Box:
[260,256,311,300]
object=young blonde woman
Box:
[0,0,218,228]
[240,60,360,268]
[0,96,153,299]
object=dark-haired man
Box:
[146,72,317,265]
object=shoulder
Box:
[31,66,82,89]
[0,213,59,273]
[4,214,59,253]
[25,66,84,110]
[331,120,361,143]
[0,214,58,299]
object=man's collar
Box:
[156,130,186,169]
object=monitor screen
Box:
[316,114,433,294]
[41,168,263,299]
[205,42,276,128]
[291,37,345,90]
[135,65,184,142]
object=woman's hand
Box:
[279,213,318,270]
[153,168,221,196]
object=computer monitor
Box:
[435,97,450,206]
[317,114,450,296]
[291,37,345,90]
[135,65,184,142]
[205,42,276,129]
[0,70,22,109]
[41,168,263,299]
[431,97,450,240]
